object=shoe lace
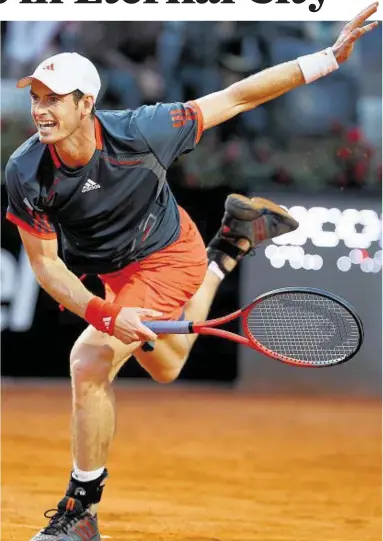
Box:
[42,508,80,535]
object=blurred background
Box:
[1,21,382,394]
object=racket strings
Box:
[246,294,361,366]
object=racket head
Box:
[242,287,364,368]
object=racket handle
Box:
[143,320,193,334]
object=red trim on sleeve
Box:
[187,100,204,145]
[6,211,57,240]
[34,212,53,235]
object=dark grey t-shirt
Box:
[5,101,203,274]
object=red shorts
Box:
[99,207,208,320]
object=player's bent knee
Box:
[70,343,115,387]
[151,367,183,385]
[151,351,189,384]
[135,344,189,384]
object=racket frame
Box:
[242,287,364,367]
[146,287,364,367]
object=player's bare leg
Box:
[135,194,298,382]
[28,328,140,540]
[69,330,139,472]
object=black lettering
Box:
[75,0,101,3]
[275,0,290,3]
[309,0,324,12]
[0,0,8,4]
[291,0,306,3]
[143,0,159,3]
[251,0,273,4]
[122,0,141,3]
[166,0,196,3]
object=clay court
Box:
[2,383,381,541]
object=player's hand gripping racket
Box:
[144,287,363,367]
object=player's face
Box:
[30,80,83,144]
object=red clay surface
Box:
[2,384,381,541]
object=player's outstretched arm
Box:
[19,227,97,320]
[18,228,160,344]
[195,2,379,131]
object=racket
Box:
[144,287,363,368]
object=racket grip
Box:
[143,320,193,334]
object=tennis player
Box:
[5,5,378,540]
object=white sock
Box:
[72,464,105,483]
[208,261,225,281]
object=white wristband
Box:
[297,47,339,84]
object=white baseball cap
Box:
[17,52,101,102]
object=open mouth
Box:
[38,121,57,131]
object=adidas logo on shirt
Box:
[82,179,101,193]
